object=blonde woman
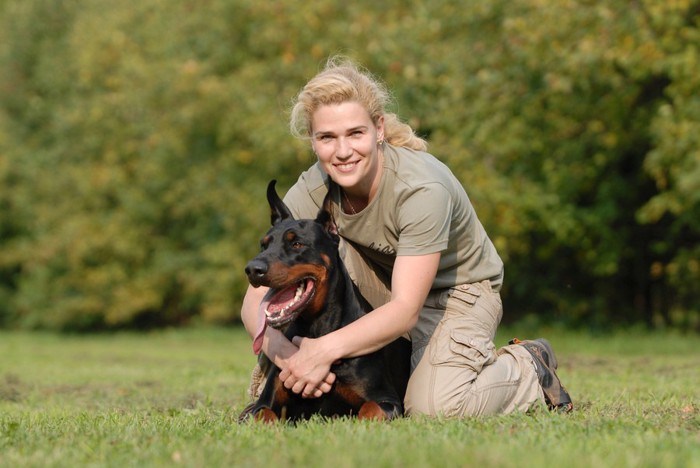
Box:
[241,57,572,417]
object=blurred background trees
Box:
[0,0,697,331]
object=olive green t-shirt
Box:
[283,144,504,291]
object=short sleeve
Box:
[283,182,319,220]
[282,164,329,220]
[396,183,452,256]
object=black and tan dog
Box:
[241,180,410,422]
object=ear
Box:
[266,180,293,225]
[316,189,339,242]
[315,209,339,243]
[376,114,385,141]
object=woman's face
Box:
[310,101,384,196]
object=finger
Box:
[292,381,305,395]
[282,373,296,390]
[325,372,336,385]
[304,384,317,398]
[317,381,332,394]
[302,388,321,399]
[279,369,290,382]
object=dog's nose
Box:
[245,259,268,284]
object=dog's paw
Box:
[357,401,388,421]
[254,407,279,423]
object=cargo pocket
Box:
[443,284,482,308]
[441,282,502,331]
[430,328,496,371]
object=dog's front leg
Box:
[244,370,290,423]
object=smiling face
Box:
[310,101,384,198]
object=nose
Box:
[245,259,268,285]
[336,137,353,159]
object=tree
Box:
[0,0,697,330]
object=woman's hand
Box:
[278,336,337,398]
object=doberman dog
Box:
[240,180,410,422]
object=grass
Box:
[0,326,698,467]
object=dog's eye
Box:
[291,241,304,249]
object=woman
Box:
[241,57,572,417]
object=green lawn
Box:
[0,327,698,467]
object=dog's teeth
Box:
[265,283,308,321]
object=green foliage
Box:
[0,0,698,330]
[1,328,698,466]
[415,1,700,327]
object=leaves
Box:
[0,0,698,329]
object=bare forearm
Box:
[241,285,266,338]
[320,299,419,361]
[241,284,297,368]
[318,253,439,362]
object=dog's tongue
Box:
[252,299,270,355]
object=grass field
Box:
[0,326,698,467]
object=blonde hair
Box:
[290,57,427,152]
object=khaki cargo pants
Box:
[340,240,545,417]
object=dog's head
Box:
[245,180,339,354]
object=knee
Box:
[404,381,463,418]
[404,392,432,417]
[403,373,435,417]
[405,394,466,418]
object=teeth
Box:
[265,282,305,317]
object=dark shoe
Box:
[509,338,573,413]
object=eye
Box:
[291,241,304,249]
[259,235,271,252]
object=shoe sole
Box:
[533,338,558,370]
[510,337,573,413]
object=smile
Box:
[335,161,359,173]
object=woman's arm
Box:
[241,284,336,397]
[278,252,441,396]
[241,285,298,368]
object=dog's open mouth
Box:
[261,277,316,328]
[252,277,318,355]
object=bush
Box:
[0,0,697,330]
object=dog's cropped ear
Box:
[316,189,339,242]
[267,180,293,226]
[315,209,339,243]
